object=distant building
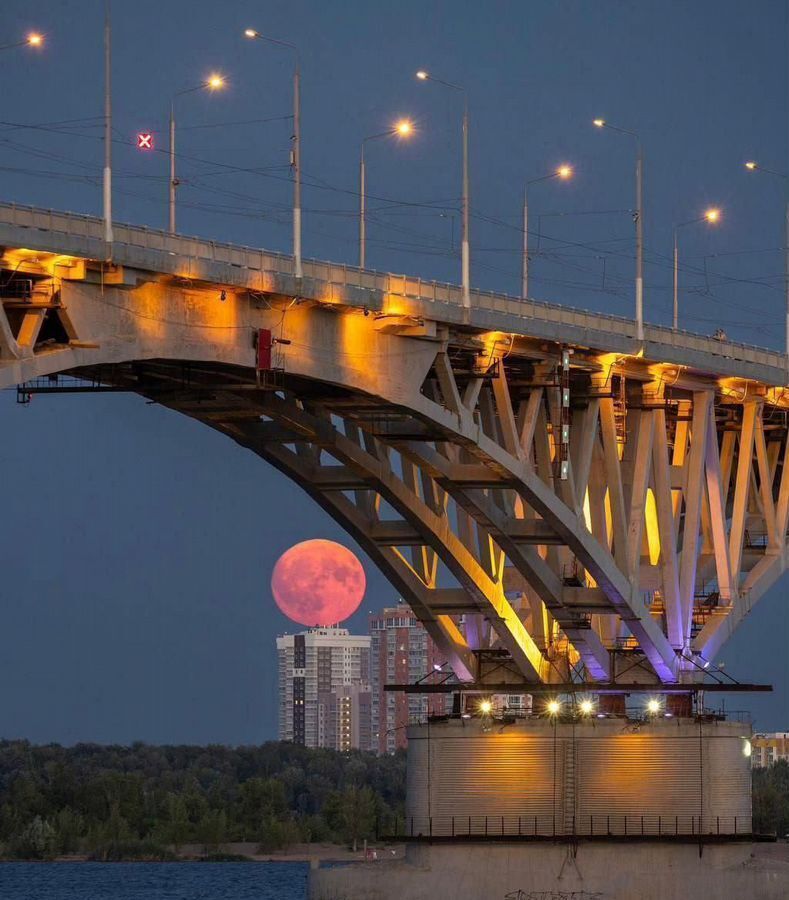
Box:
[369,603,451,753]
[277,627,371,750]
[751,732,789,767]
[319,683,373,752]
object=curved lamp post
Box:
[245,28,302,278]
[522,165,573,299]
[417,70,470,309]
[673,208,721,330]
[168,74,225,233]
[745,161,789,361]
[594,118,644,340]
[359,120,414,269]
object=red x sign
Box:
[136,132,153,150]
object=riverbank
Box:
[2,841,405,864]
[180,841,405,863]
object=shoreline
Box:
[1,841,406,864]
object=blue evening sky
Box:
[0,0,787,743]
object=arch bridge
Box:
[1,201,787,691]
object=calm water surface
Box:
[0,862,309,900]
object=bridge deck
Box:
[0,200,785,386]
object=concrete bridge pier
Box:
[308,841,789,900]
[310,716,789,899]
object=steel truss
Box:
[3,263,789,690]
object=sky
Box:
[0,0,788,744]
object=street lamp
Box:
[0,32,45,51]
[521,165,573,299]
[245,28,302,279]
[672,208,721,330]
[103,5,112,248]
[417,70,470,309]
[359,119,414,269]
[745,161,789,363]
[168,74,225,233]
[594,118,644,341]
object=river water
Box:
[0,862,309,899]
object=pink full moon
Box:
[271,539,366,626]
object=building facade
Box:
[319,684,373,752]
[751,732,789,767]
[276,627,371,750]
[369,604,451,753]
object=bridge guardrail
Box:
[379,814,753,840]
[0,200,785,375]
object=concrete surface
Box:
[309,840,789,900]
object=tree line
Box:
[1,739,787,860]
[0,739,405,860]
[753,759,789,837]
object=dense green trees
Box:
[3,738,786,860]
[753,759,789,837]
[0,740,406,860]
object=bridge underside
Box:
[2,227,789,690]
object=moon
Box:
[271,539,366,626]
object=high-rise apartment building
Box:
[277,626,371,750]
[320,684,373,752]
[751,732,789,767]
[369,604,450,753]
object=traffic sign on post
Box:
[136,133,153,150]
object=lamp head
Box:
[704,208,721,224]
[557,164,573,180]
[593,118,605,128]
[27,32,43,47]
[395,119,414,137]
[478,699,493,716]
[244,28,260,39]
[745,161,758,171]
[647,698,661,715]
[547,699,561,716]
[207,74,225,90]
[579,699,594,716]
[416,70,429,81]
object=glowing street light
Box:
[673,207,721,329]
[169,74,226,233]
[245,27,303,278]
[359,119,415,268]
[593,117,644,341]
[0,31,45,52]
[547,699,562,717]
[478,699,493,715]
[646,698,662,716]
[416,69,471,308]
[744,160,789,366]
[521,165,574,299]
[579,698,594,716]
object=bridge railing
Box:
[0,200,785,374]
[379,814,753,841]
